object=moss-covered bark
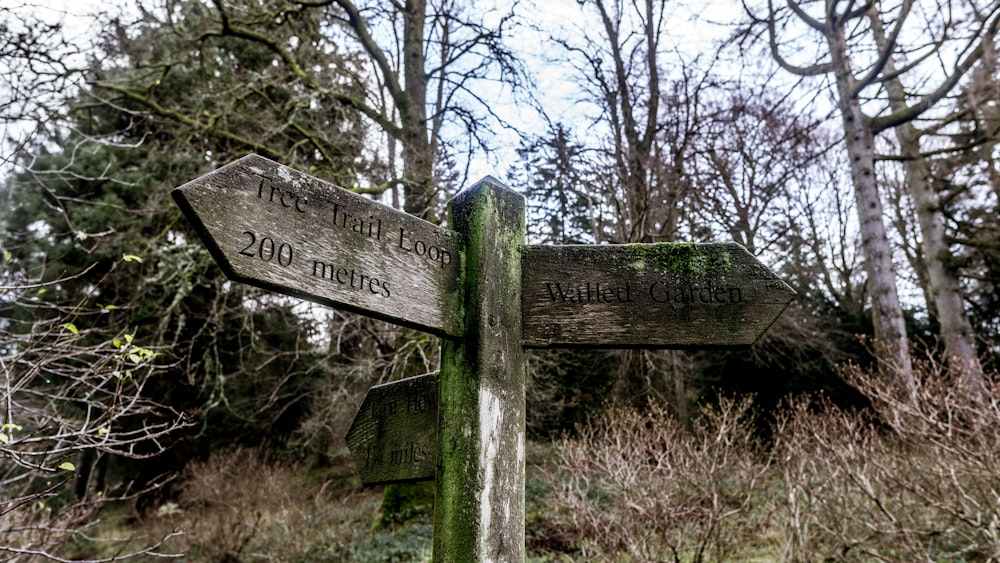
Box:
[435,177,526,561]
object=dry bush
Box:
[142,447,380,561]
[541,397,769,561]
[1,268,188,561]
[772,360,1000,561]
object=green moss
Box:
[435,177,526,560]
[623,242,731,277]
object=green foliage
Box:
[513,123,606,245]
[377,482,435,529]
[88,0,367,185]
[338,522,433,562]
[1,0,374,509]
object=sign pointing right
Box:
[520,243,796,348]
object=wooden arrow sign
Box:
[521,243,795,348]
[172,154,464,337]
[345,373,438,485]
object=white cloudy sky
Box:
[0,0,742,182]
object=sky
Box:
[0,0,744,182]
[1,0,114,178]
[0,0,948,311]
[456,0,745,181]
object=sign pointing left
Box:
[346,372,438,485]
[172,154,464,337]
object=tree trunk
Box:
[827,25,915,387]
[401,0,435,221]
[869,12,985,397]
[894,124,984,394]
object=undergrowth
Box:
[47,360,1000,561]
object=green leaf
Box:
[0,433,8,444]
[59,462,76,471]
[2,250,11,262]
[122,254,143,263]
[62,323,79,335]
[2,423,22,431]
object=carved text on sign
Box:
[172,154,464,336]
[345,373,439,484]
[540,280,746,305]
[521,243,795,348]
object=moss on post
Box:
[435,177,526,562]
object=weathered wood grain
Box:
[172,154,464,337]
[345,373,438,485]
[521,243,796,348]
[436,177,526,561]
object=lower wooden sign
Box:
[345,373,438,485]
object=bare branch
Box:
[851,0,914,95]
[767,0,835,76]
[871,7,1000,132]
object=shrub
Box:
[771,361,1000,561]
[540,397,769,561]
[535,359,1000,561]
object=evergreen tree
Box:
[2,0,370,503]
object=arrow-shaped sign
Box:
[521,243,795,348]
[345,373,438,485]
[172,155,464,337]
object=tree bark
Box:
[827,21,915,387]
[869,13,986,396]
[401,0,436,221]
[903,128,985,395]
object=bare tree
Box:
[752,0,1000,388]
[541,0,747,419]
[866,7,987,396]
[327,0,525,218]
[554,0,705,245]
[0,6,85,169]
[693,84,816,256]
[0,265,188,561]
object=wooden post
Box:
[435,177,526,561]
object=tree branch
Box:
[208,0,401,138]
[851,0,913,95]
[768,0,835,76]
[870,7,1000,132]
[329,0,408,116]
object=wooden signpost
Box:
[174,154,795,562]
[173,154,464,337]
[522,243,795,348]
[345,373,438,484]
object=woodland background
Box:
[2,0,1000,560]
